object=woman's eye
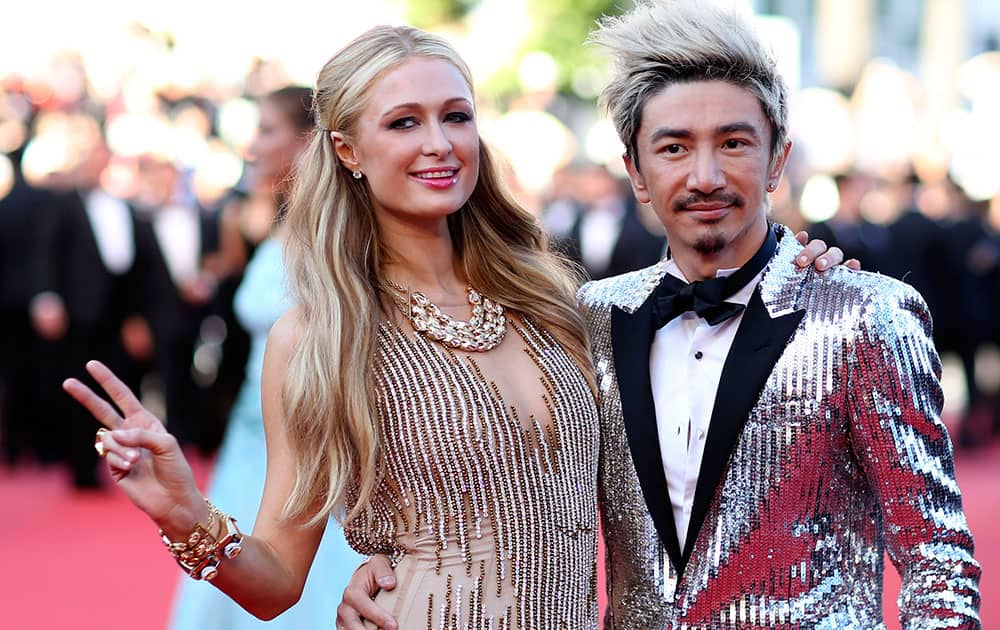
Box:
[389,117,418,130]
[445,111,472,123]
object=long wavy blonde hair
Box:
[282,25,593,527]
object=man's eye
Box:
[664,144,683,154]
[723,139,745,149]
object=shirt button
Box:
[694,350,704,360]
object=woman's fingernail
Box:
[818,258,828,269]
[377,576,395,587]
[798,255,807,264]
[127,450,139,460]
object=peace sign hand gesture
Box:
[63,360,206,532]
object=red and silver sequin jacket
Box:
[580,224,981,629]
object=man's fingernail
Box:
[127,450,139,460]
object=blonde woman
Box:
[66,25,842,629]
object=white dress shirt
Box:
[84,189,134,274]
[579,198,625,274]
[649,261,764,550]
[152,204,201,288]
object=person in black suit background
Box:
[0,147,62,467]
[560,162,666,280]
[934,184,997,447]
[881,172,952,331]
[988,220,1000,441]
[30,123,149,488]
[131,151,219,453]
[808,170,891,274]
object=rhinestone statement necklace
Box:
[385,278,506,352]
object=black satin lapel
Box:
[682,290,805,564]
[611,300,684,573]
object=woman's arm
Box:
[195,309,327,618]
[64,309,326,620]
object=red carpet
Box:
[1,443,995,629]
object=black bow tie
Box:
[652,227,777,328]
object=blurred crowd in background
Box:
[2,0,1000,491]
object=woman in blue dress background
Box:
[169,86,362,629]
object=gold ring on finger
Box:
[94,428,109,458]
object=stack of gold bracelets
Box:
[160,499,243,581]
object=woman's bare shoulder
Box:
[267,306,305,359]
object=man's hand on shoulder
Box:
[794,230,861,271]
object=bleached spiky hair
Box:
[590,0,789,169]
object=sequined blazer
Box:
[578,224,981,629]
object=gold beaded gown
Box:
[347,316,600,630]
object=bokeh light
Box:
[0,119,28,154]
[799,173,840,223]
[584,119,626,176]
[0,153,14,200]
[484,109,575,195]
[790,88,854,174]
[851,59,923,174]
[106,114,179,161]
[217,98,260,157]
[518,51,558,93]
[192,139,244,205]
[949,52,1000,201]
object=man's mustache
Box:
[673,191,743,212]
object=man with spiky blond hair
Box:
[576,0,980,627]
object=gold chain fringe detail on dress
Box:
[384,278,506,352]
[346,318,600,629]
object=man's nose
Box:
[686,150,725,193]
